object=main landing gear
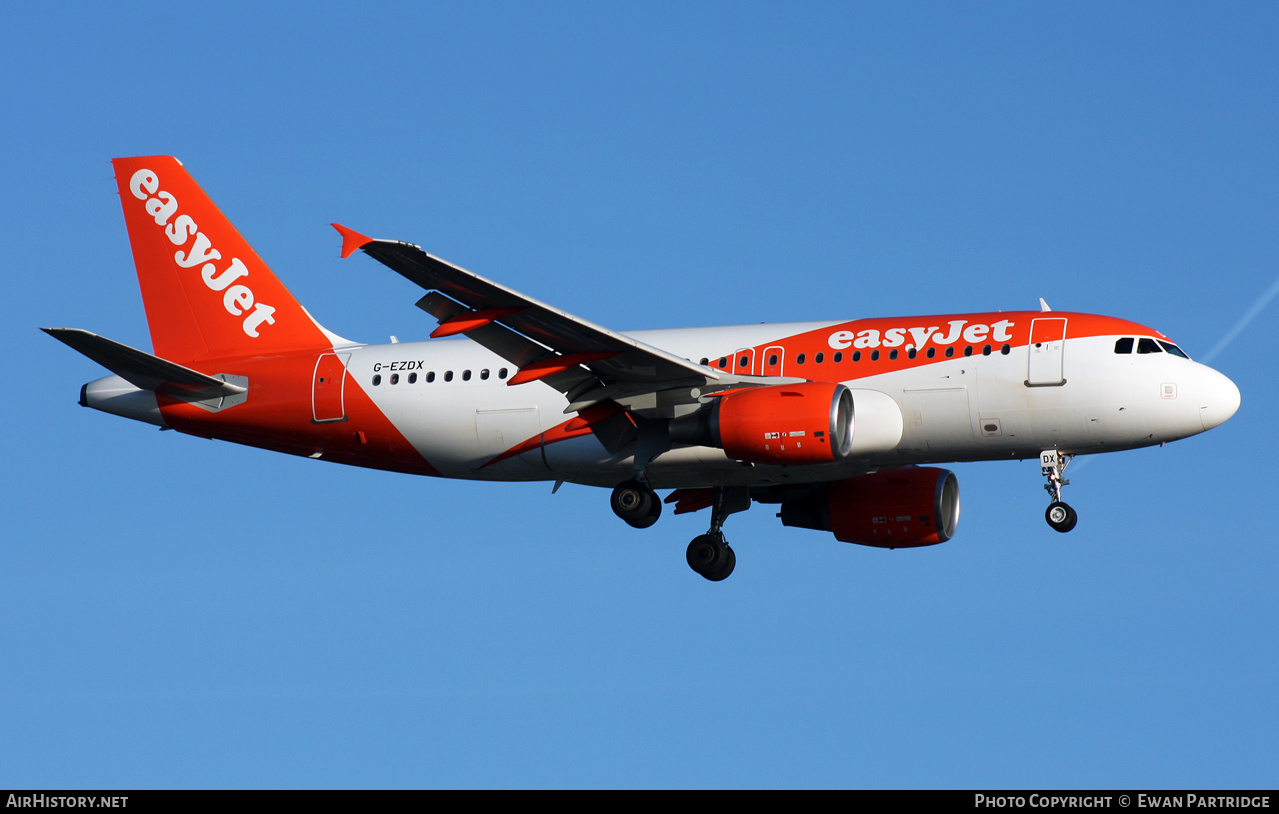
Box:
[1040,449,1078,533]
[686,486,750,581]
[610,479,661,529]
[687,533,735,582]
[609,480,749,581]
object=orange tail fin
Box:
[112,156,336,364]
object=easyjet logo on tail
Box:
[128,168,277,338]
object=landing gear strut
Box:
[1040,449,1078,533]
[610,479,661,529]
[686,486,750,581]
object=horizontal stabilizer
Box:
[42,328,247,401]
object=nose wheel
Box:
[1045,501,1078,533]
[1040,450,1078,533]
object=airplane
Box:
[46,156,1241,581]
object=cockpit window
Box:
[1137,338,1163,354]
[1114,337,1134,354]
[1158,340,1190,359]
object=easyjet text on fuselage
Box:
[827,319,1016,351]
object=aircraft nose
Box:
[1199,367,1241,431]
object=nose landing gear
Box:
[1041,449,1078,533]
[1045,501,1078,532]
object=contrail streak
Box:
[1201,272,1279,364]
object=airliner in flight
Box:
[47,156,1241,580]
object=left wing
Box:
[334,224,776,415]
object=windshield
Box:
[1120,336,1192,359]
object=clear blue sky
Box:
[3,1,1276,789]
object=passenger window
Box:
[797,354,806,364]
[852,351,861,362]
[815,352,825,364]
[499,368,508,379]
[463,370,472,381]
[481,369,490,380]
[871,350,880,361]
[927,347,936,358]
[444,371,454,381]
[699,358,709,366]
[718,357,728,369]
[889,349,898,360]
[427,371,436,383]
[907,348,917,359]
[372,374,381,386]
[1001,344,1010,355]
[768,354,778,366]
[390,373,399,385]
[1115,337,1134,354]
[945,347,954,358]
[833,352,843,363]
[982,345,991,356]
[408,372,417,384]
[963,346,973,357]
[1137,338,1162,354]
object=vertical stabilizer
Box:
[112,156,334,364]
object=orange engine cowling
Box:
[711,382,853,466]
[779,467,960,548]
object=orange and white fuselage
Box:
[113,315,1235,483]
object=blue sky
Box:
[3,2,1276,788]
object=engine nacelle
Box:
[669,383,905,466]
[712,382,853,466]
[780,467,960,548]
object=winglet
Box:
[332,223,373,259]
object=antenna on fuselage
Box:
[1039,298,1052,312]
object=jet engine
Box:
[713,381,852,465]
[670,382,903,466]
[670,381,851,465]
[779,467,960,548]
